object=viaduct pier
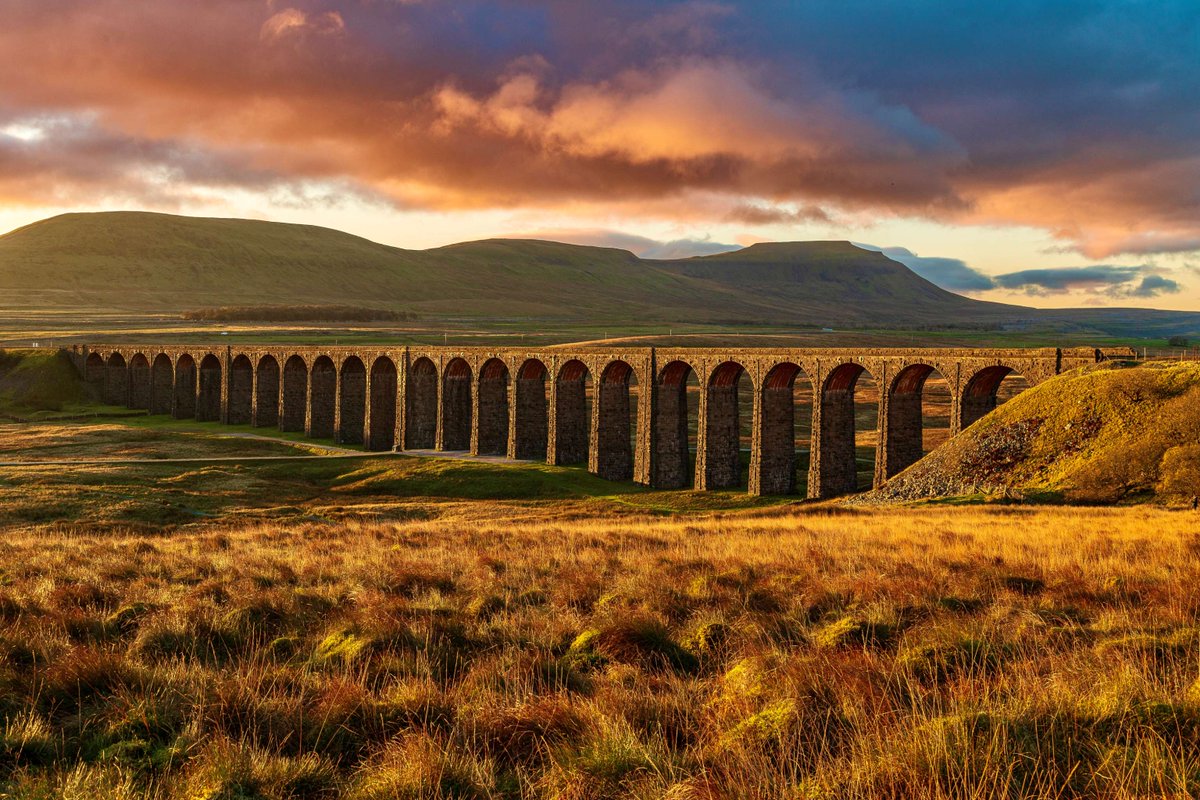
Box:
[72,345,1130,498]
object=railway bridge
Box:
[72,344,1130,497]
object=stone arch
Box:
[513,358,548,460]
[405,357,437,449]
[476,358,510,455]
[228,355,253,425]
[84,352,105,397]
[129,353,151,410]
[653,360,697,488]
[554,359,591,465]
[961,365,1030,430]
[703,360,750,490]
[367,356,398,451]
[883,363,952,480]
[196,354,222,422]
[255,355,280,427]
[756,361,814,495]
[280,355,308,432]
[309,356,336,439]
[173,354,197,419]
[441,358,472,450]
[150,354,173,415]
[338,356,366,444]
[812,362,877,498]
[594,359,639,481]
[105,352,129,406]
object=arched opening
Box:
[84,352,105,398]
[228,355,253,425]
[554,360,591,465]
[756,362,814,495]
[703,361,750,490]
[105,353,129,406]
[441,358,472,451]
[813,362,878,498]
[405,357,437,449]
[129,353,151,410]
[338,356,366,444]
[884,364,952,480]
[961,366,1031,430]
[653,360,698,489]
[255,355,280,428]
[367,357,398,451]
[513,359,548,460]
[173,354,197,419]
[309,356,336,439]
[150,354,173,415]
[594,360,639,482]
[196,354,222,422]
[280,355,307,432]
[476,358,510,455]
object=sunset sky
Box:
[1,1,1198,309]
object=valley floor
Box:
[2,437,1199,798]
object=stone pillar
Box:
[151,357,173,416]
[634,355,654,486]
[308,359,337,439]
[228,359,254,425]
[254,359,281,428]
[406,360,437,450]
[881,386,922,484]
[752,385,796,495]
[366,360,398,451]
[130,359,152,410]
[806,367,864,496]
[475,368,509,455]
[440,368,472,451]
[652,378,690,488]
[512,374,548,460]
[591,378,632,481]
[219,348,231,424]
[280,359,307,432]
[551,373,588,465]
[338,361,367,445]
[105,359,130,406]
[173,359,197,419]
[699,383,740,490]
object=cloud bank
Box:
[0,1,1197,259]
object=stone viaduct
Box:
[71,344,1130,498]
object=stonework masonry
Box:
[72,344,1133,498]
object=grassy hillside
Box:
[867,361,1200,504]
[6,211,1200,335]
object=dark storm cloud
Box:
[993,265,1183,297]
[0,0,1197,256]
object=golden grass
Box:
[2,503,1199,797]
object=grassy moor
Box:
[3,2,1199,796]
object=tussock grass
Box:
[0,505,1198,796]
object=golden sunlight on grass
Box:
[2,504,1199,798]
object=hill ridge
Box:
[2,210,1199,336]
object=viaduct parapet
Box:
[70,344,1131,498]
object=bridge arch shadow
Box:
[477,358,510,455]
[883,363,952,480]
[405,357,437,449]
[653,360,698,488]
[441,358,472,451]
[514,358,548,460]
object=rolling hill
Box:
[2,210,1198,335]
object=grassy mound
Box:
[0,349,90,414]
[868,361,1200,504]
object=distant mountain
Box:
[1,211,1198,335]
